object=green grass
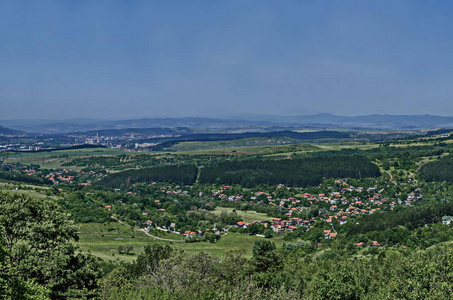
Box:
[181,232,286,258]
[170,141,380,156]
[168,137,303,152]
[1,148,130,169]
[77,222,286,262]
[312,142,380,151]
[172,143,322,156]
[77,222,166,263]
[212,206,273,223]
[0,182,57,199]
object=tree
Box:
[118,244,134,255]
[133,244,174,276]
[264,229,274,238]
[204,231,217,243]
[251,240,282,273]
[0,191,102,298]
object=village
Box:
[136,179,430,247]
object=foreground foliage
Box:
[0,192,102,299]
[101,242,453,299]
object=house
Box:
[183,231,197,238]
[144,220,153,229]
[288,226,297,232]
[237,221,248,228]
[324,231,337,239]
[442,216,453,225]
[328,232,337,238]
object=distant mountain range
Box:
[0,125,24,135]
[2,113,453,133]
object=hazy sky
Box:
[2,1,453,120]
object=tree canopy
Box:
[0,192,102,299]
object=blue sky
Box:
[1,1,453,120]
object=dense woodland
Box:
[199,155,381,187]
[97,155,380,188]
[97,164,199,187]
[0,171,52,185]
[419,154,453,183]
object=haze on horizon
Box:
[2,1,453,120]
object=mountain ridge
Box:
[2,113,453,133]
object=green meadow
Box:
[77,222,285,263]
[212,206,273,223]
[1,148,129,169]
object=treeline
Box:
[346,202,453,236]
[199,155,380,187]
[419,154,453,182]
[97,164,198,187]
[102,242,453,299]
[0,171,52,185]
[11,143,106,153]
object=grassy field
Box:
[173,143,322,156]
[168,137,304,152]
[312,142,380,151]
[181,232,286,258]
[1,148,130,169]
[0,182,57,199]
[172,141,380,156]
[77,222,166,263]
[77,222,285,263]
[212,206,273,223]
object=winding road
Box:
[139,229,184,242]
[111,215,184,243]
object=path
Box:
[139,229,184,243]
[111,215,184,243]
[386,171,394,181]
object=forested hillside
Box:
[97,155,380,188]
[97,164,198,187]
[199,155,380,187]
[0,171,52,185]
[419,154,453,182]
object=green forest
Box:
[199,155,381,187]
[419,154,453,183]
[97,164,199,187]
[97,155,380,188]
